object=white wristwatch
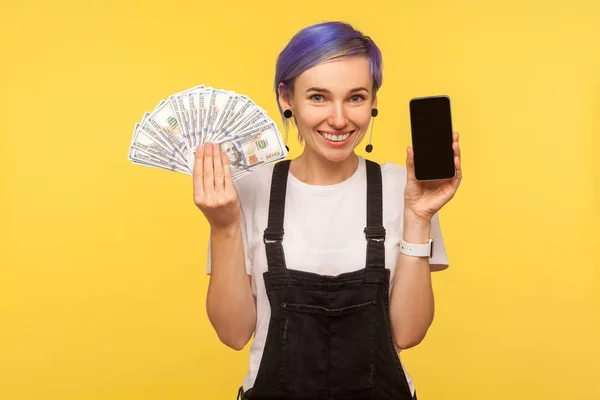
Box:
[399,238,433,258]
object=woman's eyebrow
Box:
[305,87,370,93]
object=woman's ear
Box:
[277,82,293,112]
[372,92,378,110]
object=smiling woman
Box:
[196,21,463,400]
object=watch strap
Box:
[399,238,433,258]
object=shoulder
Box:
[369,159,407,193]
[379,160,407,179]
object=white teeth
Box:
[321,132,350,142]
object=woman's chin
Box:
[315,145,359,164]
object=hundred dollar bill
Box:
[218,94,248,128]
[187,85,205,145]
[138,101,169,147]
[221,119,275,143]
[212,122,287,180]
[197,87,212,146]
[203,89,232,144]
[199,87,213,145]
[129,124,191,175]
[212,94,252,142]
[128,102,166,151]
[220,99,259,136]
[176,94,195,149]
[226,108,272,138]
[202,88,217,143]
[188,87,203,150]
[210,91,237,142]
[231,117,273,139]
[166,97,188,150]
[130,147,190,175]
[221,108,262,139]
[169,87,200,151]
[147,101,190,161]
[136,112,188,166]
[173,84,205,150]
[129,120,190,172]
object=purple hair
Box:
[274,21,383,130]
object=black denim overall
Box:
[237,159,417,400]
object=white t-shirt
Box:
[206,156,450,396]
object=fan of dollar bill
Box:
[128,84,289,180]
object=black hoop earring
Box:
[365,108,378,153]
[283,109,293,151]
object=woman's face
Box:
[279,55,376,163]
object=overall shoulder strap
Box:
[364,159,386,276]
[263,160,291,272]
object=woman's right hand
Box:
[193,142,241,231]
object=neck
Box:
[289,149,359,186]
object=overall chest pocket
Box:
[278,299,377,397]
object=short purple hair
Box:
[274,21,383,129]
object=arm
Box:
[389,211,435,350]
[193,142,256,351]
[206,224,256,351]
[390,133,462,350]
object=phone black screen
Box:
[409,96,456,181]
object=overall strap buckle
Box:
[364,226,386,241]
[263,229,284,243]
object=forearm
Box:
[206,223,256,350]
[389,211,435,350]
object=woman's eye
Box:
[311,95,324,102]
[350,95,364,102]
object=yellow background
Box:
[1,0,599,399]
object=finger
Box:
[453,141,461,157]
[453,167,462,191]
[406,146,416,181]
[454,139,462,173]
[452,136,462,183]
[453,153,463,188]
[453,131,460,142]
[212,143,225,197]
[221,148,235,194]
[203,141,215,197]
[193,144,205,199]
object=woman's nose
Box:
[327,105,348,129]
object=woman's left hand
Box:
[404,131,463,222]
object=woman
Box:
[196,21,462,400]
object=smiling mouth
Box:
[318,130,354,143]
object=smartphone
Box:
[409,95,456,181]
